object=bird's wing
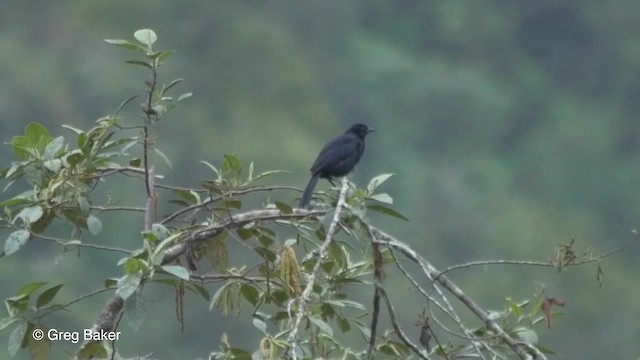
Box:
[310,134,360,174]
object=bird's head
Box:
[347,123,375,138]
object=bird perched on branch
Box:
[298,123,374,208]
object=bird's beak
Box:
[367,127,375,134]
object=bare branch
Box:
[144,166,156,231]
[369,228,537,360]
[377,284,430,360]
[286,177,349,359]
[162,208,323,265]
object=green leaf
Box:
[66,152,85,166]
[0,195,32,208]
[161,265,190,280]
[367,204,409,221]
[0,317,21,332]
[199,160,220,177]
[337,318,352,333]
[240,284,260,306]
[308,316,333,336]
[104,39,145,52]
[61,124,83,135]
[86,215,102,235]
[123,258,140,274]
[368,193,393,204]
[171,189,199,204]
[129,158,141,167]
[228,348,251,359]
[43,136,64,160]
[8,321,27,357]
[78,197,90,216]
[176,92,192,103]
[115,95,141,115]
[153,148,173,169]
[17,282,47,297]
[10,136,33,160]
[367,173,394,192]
[36,284,64,310]
[18,205,44,224]
[163,78,184,95]
[151,223,169,241]
[275,201,293,214]
[123,291,145,332]
[222,154,242,179]
[252,317,267,334]
[43,159,62,172]
[125,60,152,69]
[24,123,51,150]
[31,209,54,234]
[117,274,141,300]
[5,230,30,256]
[103,278,118,288]
[514,327,538,345]
[251,169,289,182]
[134,29,157,47]
[77,341,108,359]
[155,50,175,64]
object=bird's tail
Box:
[298,174,319,208]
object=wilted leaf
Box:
[27,325,51,360]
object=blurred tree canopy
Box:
[1,1,639,359]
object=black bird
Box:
[298,123,374,208]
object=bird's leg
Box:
[327,177,338,187]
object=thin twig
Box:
[161,185,303,225]
[32,233,131,254]
[34,287,115,321]
[436,235,639,279]
[91,205,146,213]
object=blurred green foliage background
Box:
[1,1,639,358]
